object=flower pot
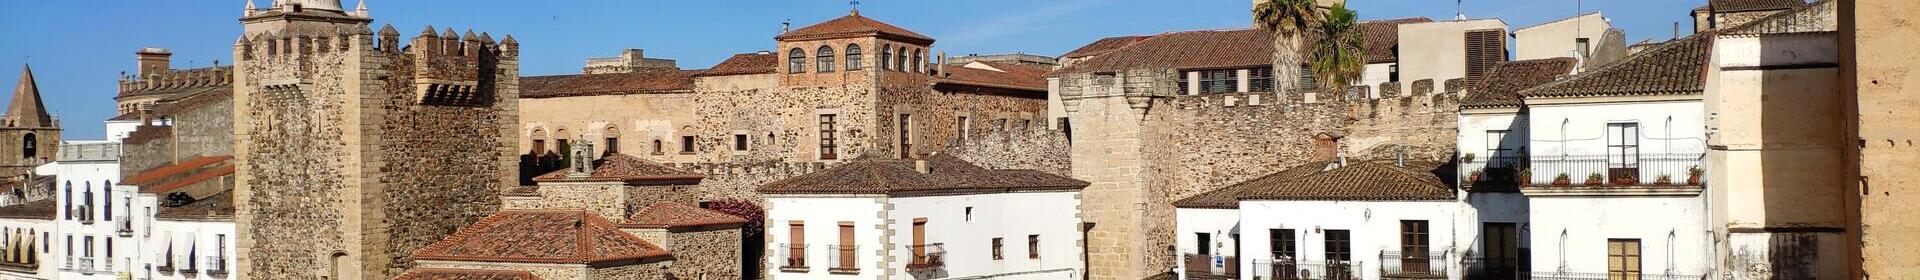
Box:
[1552,178,1571,186]
[1612,178,1638,186]
[1687,176,1701,185]
[1520,175,1532,185]
[1655,179,1672,186]
[1584,179,1604,186]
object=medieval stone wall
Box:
[945,125,1072,176]
[589,261,673,280]
[172,97,236,160]
[530,183,627,221]
[0,127,59,179]
[120,128,175,175]
[667,227,744,280]
[623,184,701,215]
[234,37,361,279]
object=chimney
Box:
[937,51,947,76]
[781,19,791,34]
[138,107,154,126]
[135,48,173,77]
[915,159,930,174]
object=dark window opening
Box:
[680,136,696,154]
[820,114,838,160]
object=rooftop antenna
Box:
[1455,0,1465,20]
[781,19,791,34]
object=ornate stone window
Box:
[817,46,836,73]
[845,44,863,70]
[788,48,807,74]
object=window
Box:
[1269,229,1296,262]
[1324,230,1351,262]
[819,114,838,160]
[910,49,922,73]
[910,219,929,265]
[63,183,70,220]
[788,48,807,73]
[1059,117,1072,143]
[1401,220,1431,273]
[680,136,696,154]
[1389,64,1401,83]
[1486,130,1512,157]
[836,223,856,272]
[786,221,806,270]
[1297,64,1317,90]
[105,190,112,221]
[896,47,908,72]
[531,139,546,156]
[817,46,836,72]
[880,44,893,70]
[734,134,749,151]
[106,238,112,259]
[1028,235,1040,259]
[604,137,619,155]
[1250,67,1275,92]
[1464,29,1507,84]
[1576,38,1592,58]
[652,139,664,155]
[1608,239,1642,279]
[991,237,1004,260]
[1200,69,1238,94]
[1178,71,1191,94]
[83,236,93,257]
[846,44,863,70]
[898,114,912,159]
[22,133,35,159]
[1607,123,1641,181]
[1196,233,1212,255]
[956,116,970,141]
[964,206,974,223]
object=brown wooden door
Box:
[789,221,805,267]
[838,223,855,269]
[912,219,927,261]
[1483,223,1519,280]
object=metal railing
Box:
[1378,251,1447,278]
[1464,155,1527,191]
[116,217,134,236]
[1252,259,1361,280]
[1460,256,1525,280]
[1526,271,1706,280]
[77,257,94,274]
[74,206,94,224]
[777,243,808,272]
[906,243,946,271]
[1526,153,1704,187]
[827,245,858,273]
[1183,254,1239,277]
[205,256,228,276]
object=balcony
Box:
[205,256,229,277]
[1252,259,1360,280]
[1378,251,1447,279]
[76,257,95,274]
[1508,153,1704,189]
[777,243,808,272]
[905,243,945,271]
[827,245,858,274]
[116,217,134,236]
[1462,155,1526,192]
[0,253,36,272]
[1183,254,1239,279]
[1461,256,1525,280]
[1525,271,1704,280]
[155,258,175,274]
[73,206,94,224]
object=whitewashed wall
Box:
[765,195,885,280]
[1526,100,1707,183]
[1525,195,1709,275]
[1359,63,1395,99]
[148,218,235,280]
[49,154,123,280]
[1175,208,1241,278]
[887,191,1082,280]
[1236,200,1464,280]
[0,217,56,280]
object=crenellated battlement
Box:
[233,23,517,63]
[118,66,234,96]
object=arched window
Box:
[652,139,665,155]
[846,44,864,70]
[816,46,836,73]
[22,133,34,159]
[602,126,621,156]
[880,44,893,71]
[911,49,923,73]
[896,47,908,71]
[529,129,548,156]
[788,48,807,73]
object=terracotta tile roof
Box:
[413,210,672,267]
[775,13,935,45]
[0,199,56,220]
[520,70,696,99]
[109,87,233,121]
[1173,161,1334,209]
[622,202,748,229]
[1719,0,1835,36]
[142,165,235,195]
[1518,31,1712,99]
[1460,58,1580,108]
[697,53,778,77]
[936,62,1051,92]
[1234,160,1456,201]
[758,154,1088,195]
[532,154,704,184]
[1710,0,1805,12]
[1358,18,1433,64]
[1051,29,1274,76]
[1060,36,1153,59]
[394,268,542,280]
[155,190,234,221]
[124,156,234,189]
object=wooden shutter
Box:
[789,221,805,266]
[838,223,855,269]
[1464,29,1507,85]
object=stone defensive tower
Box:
[230,0,520,279]
[1,65,60,180]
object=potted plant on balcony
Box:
[1468,169,1484,183]
[1552,173,1572,186]
[1612,173,1639,186]
[1463,152,1477,164]
[1585,173,1604,186]
[1518,168,1533,185]
[1655,174,1673,186]
[1687,165,1704,185]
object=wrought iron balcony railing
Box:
[1183,254,1239,277]
[1378,251,1447,278]
[206,256,229,276]
[827,245,858,274]
[116,217,134,236]
[906,243,945,271]
[1515,153,1705,187]
[1251,259,1360,280]
[1526,271,1705,280]
[777,243,808,272]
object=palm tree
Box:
[1254,0,1321,91]
[1310,3,1365,94]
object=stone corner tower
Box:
[230,0,520,279]
[1,64,61,179]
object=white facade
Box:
[144,217,234,280]
[1358,63,1395,99]
[1525,99,1707,184]
[46,142,129,279]
[1522,190,1709,276]
[1173,208,1240,279]
[765,190,1084,280]
[0,216,55,280]
[1235,200,1466,280]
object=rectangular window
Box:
[964,206,974,223]
[652,139,664,155]
[819,114,838,160]
[734,134,749,151]
[1465,29,1507,85]
[680,136,696,154]
[992,237,1004,260]
[898,114,913,159]
[1269,229,1296,262]
[1608,239,1642,279]
[1576,38,1592,58]
[957,116,970,141]
[84,236,93,257]
[787,221,806,269]
[911,219,929,265]
[1196,233,1212,255]
[1178,71,1191,94]
[1028,235,1040,259]
[1298,64,1318,90]
[1200,69,1239,94]
[1249,67,1275,92]
[1324,230,1351,262]
[1486,130,1511,157]
[532,139,546,156]
[604,137,619,155]
[1607,123,1641,181]
[106,238,112,258]
[836,223,856,272]
[1389,64,1401,83]
[1400,220,1431,273]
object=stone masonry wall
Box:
[667,227,744,280]
[945,125,1072,176]
[234,35,361,279]
[532,183,627,221]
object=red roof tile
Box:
[1234,160,1456,201]
[413,210,672,267]
[698,53,779,77]
[758,154,1087,195]
[1358,18,1433,64]
[520,71,696,99]
[1060,36,1153,59]
[155,190,234,221]
[1460,58,1580,108]
[394,268,542,280]
[142,165,235,195]
[532,154,704,184]
[124,156,234,187]
[936,62,1051,92]
[1051,29,1274,76]
[1710,0,1805,12]
[775,13,934,45]
[1173,160,1335,209]
[1519,31,1712,99]
[622,202,748,229]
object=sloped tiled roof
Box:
[1358,18,1433,64]
[1518,30,1712,99]
[520,71,696,99]
[1719,0,1834,36]
[1235,160,1455,201]
[8,65,54,128]
[532,154,704,184]
[1050,29,1275,76]
[622,202,748,229]
[1173,160,1334,209]
[413,210,672,267]
[1060,36,1153,59]
[697,53,778,77]
[0,199,56,220]
[759,154,1088,195]
[124,155,234,189]
[1710,0,1805,12]
[936,62,1051,92]
[394,268,542,280]
[775,13,935,45]
[155,190,235,221]
[1460,58,1580,108]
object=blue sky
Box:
[0,0,1703,139]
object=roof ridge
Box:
[1517,29,1715,97]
